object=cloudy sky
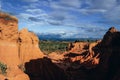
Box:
[1,0,120,39]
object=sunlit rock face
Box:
[0,12,44,66]
[0,12,20,66]
[64,41,100,69]
[0,12,18,41]
[0,12,29,80]
[18,28,44,64]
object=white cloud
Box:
[78,9,107,14]
[104,5,120,24]
[18,0,120,27]
[60,0,81,8]
[26,9,48,17]
[81,0,120,24]
[50,0,82,12]
[87,0,117,10]
[22,0,39,2]
[22,3,39,9]
[49,0,109,15]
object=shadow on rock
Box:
[25,57,67,80]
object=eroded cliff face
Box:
[18,28,44,64]
[0,12,45,66]
[96,27,120,80]
[63,41,101,69]
[0,12,29,80]
[0,12,18,41]
[0,12,20,66]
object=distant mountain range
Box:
[36,33,101,41]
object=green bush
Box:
[0,62,7,75]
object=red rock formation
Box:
[59,27,120,80]
[0,12,29,80]
[0,12,18,41]
[96,27,120,80]
[0,12,66,80]
[0,12,20,66]
[63,41,100,69]
[69,42,89,54]
[48,52,65,62]
[18,28,44,64]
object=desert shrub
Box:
[0,62,7,75]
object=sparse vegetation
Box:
[39,39,98,54]
[39,40,69,54]
[0,62,7,75]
